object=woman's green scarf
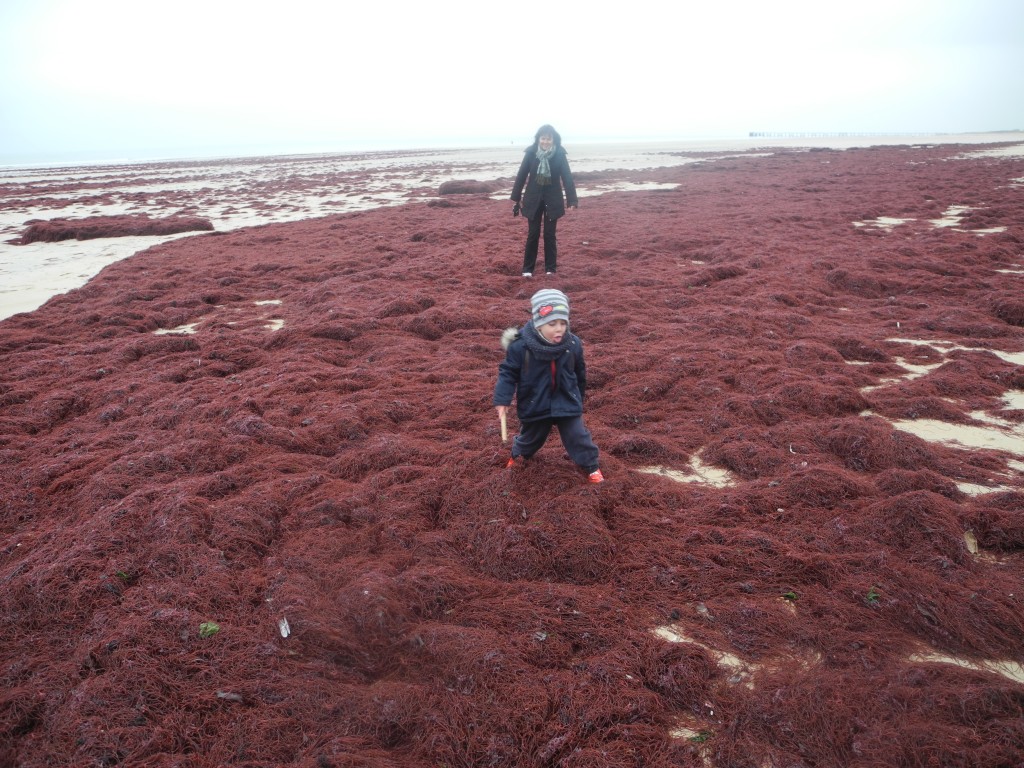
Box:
[535,146,555,185]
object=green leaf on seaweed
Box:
[782,591,798,602]
[199,621,220,638]
[866,587,880,605]
[688,730,712,743]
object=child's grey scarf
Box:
[535,146,555,185]
[522,321,572,361]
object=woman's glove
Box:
[512,203,521,217]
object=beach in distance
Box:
[3,131,1023,320]
[1,131,1024,767]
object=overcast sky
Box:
[1,0,1022,163]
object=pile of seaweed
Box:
[1,142,1023,767]
[17,214,214,244]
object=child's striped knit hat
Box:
[531,289,570,329]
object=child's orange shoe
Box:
[588,469,605,483]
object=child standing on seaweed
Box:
[494,289,604,483]
[510,124,578,277]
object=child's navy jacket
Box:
[493,324,588,422]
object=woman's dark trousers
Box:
[523,205,558,274]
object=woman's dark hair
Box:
[532,124,562,149]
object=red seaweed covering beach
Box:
[1,143,1023,767]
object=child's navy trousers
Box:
[512,415,599,473]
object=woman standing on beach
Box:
[510,124,578,277]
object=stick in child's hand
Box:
[499,410,508,443]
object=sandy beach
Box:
[1,133,1023,766]
[4,132,1023,321]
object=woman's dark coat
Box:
[510,146,578,221]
